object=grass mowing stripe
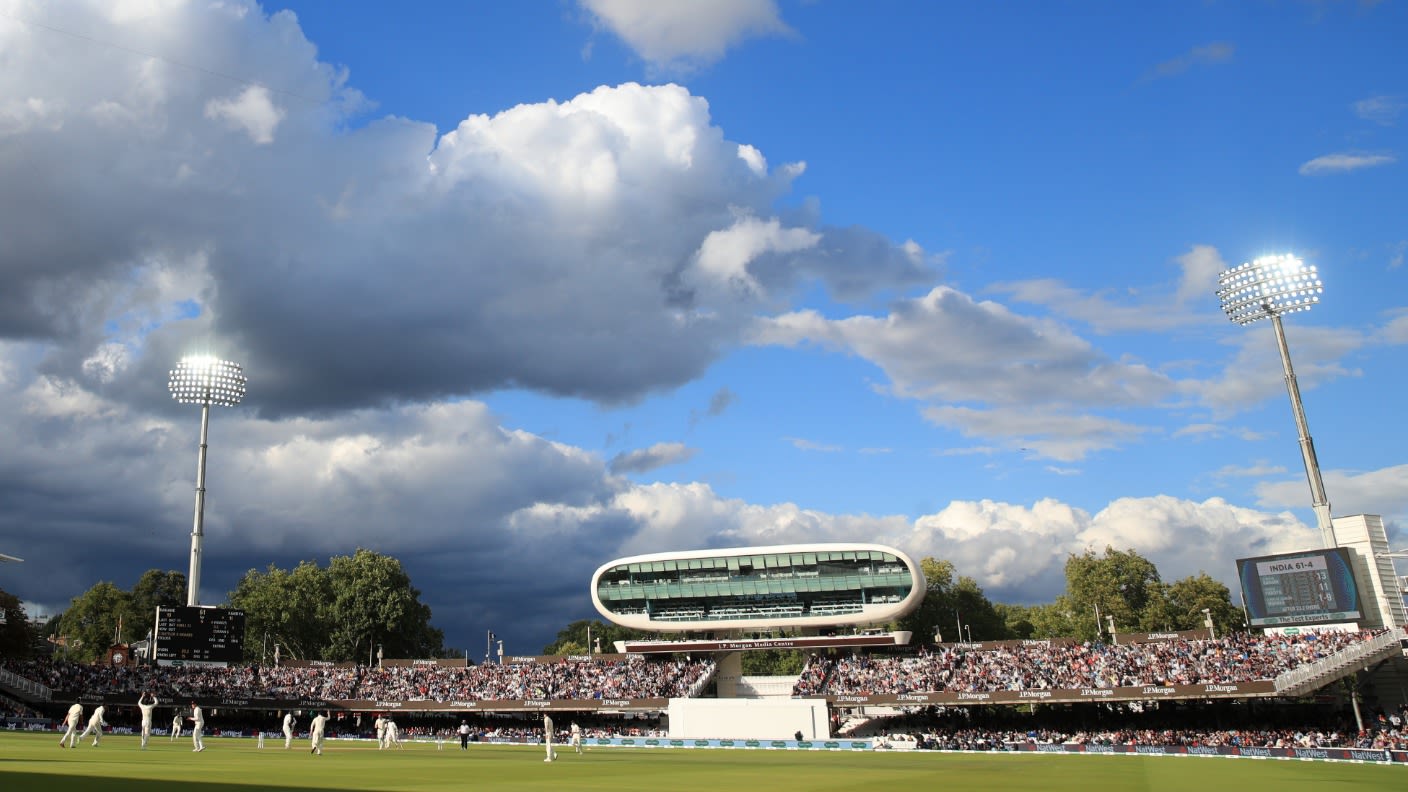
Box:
[1,732,1402,791]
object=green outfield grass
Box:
[1,732,1402,792]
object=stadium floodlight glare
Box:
[169,355,247,606]
[1216,254,1335,548]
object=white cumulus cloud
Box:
[204,85,284,144]
[1298,152,1396,175]
[581,0,792,70]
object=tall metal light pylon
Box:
[1216,254,1334,547]
[169,356,246,605]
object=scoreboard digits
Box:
[154,605,246,667]
[1236,548,1362,628]
[1256,556,1331,615]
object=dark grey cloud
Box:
[0,2,1361,660]
[0,2,880,652]
[706,387,737,417]
[0,392,643,653]
[0,358,1340,654]
[609,442,697,475]
[755,286,1175,409]
[690,386,737,427]
[0,3,936,652]
[1,5,928,422]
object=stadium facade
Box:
[590,543,926,634]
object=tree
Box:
[326,549,443,662]
[953,576,1007,642]
[1064,547,1163,640]
[739,649,807,675]
[0,588,36,658]
[897,558,956,643]
[228,549,444,663]
[228,561,331,662]
[994,603,1035,639]
[46,570,187,662]
[1021,597,1082,640]
[1163,573,1239,634]
[897,558,1011,643]
[53,581,130,662]
[542,619,646,656]
[127,569,186,642]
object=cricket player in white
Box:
[170,711,182,741]
[188,702,205,752]
[282,711,296,748]
[137,693,158,749]
[374,714,386,749]
[384,718,402,749]
[78,705,107,746]
[570,721,582,754]
[58,703,83,748]
[309,712,327,755]
[543,714,556,762]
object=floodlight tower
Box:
[169,356,246,606]
[1216,254,1335,547]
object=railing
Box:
[687,662,718,698]
[1273,629,1404,697]
[808,603,863,616]
[0,667,52,702]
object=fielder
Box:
[570,721,582,754]
[384,717,402,749]
[170,711,183,741]
[282,711,296,749]
[309,711,327,755]
[58,702,83,748]
[543,714,556,762]
[188,702,205,752]
[78,705,107,746]
[138,693,158,749]
[374,714,386,749]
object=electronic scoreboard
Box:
[1236,547,1362,628]
[153,605,246,666]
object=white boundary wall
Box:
[733,675,800,697]
[667,697,831,740]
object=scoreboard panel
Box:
[1236,547,1362,628]
[153,605,246,667]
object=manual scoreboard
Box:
[153,605,246,666]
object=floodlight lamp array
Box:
[1216,254,1322,326]
[168,356,246,407]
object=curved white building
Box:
[590,543,926,634]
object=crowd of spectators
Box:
[796,630,1383,696]
[354,656,711,701]
[7,631,1378,703]
[906,725,1408,751]
[0,655,715,703]
[1,691,39,719]
[863,699,1408,752]
[6,629,1407,756]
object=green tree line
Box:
[25,544,1241,665]
[36,548,443,663]
[899,547,1242,644]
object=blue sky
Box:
[0,0,1404,656]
